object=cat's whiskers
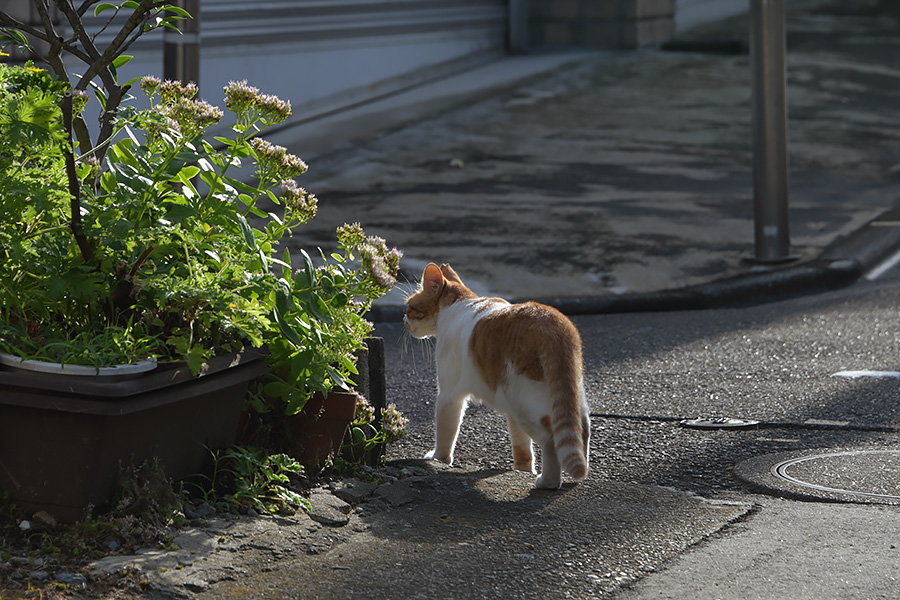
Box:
[399,323,433,375]
[399,279,419,304]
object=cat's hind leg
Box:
[581,410,591,474]
[425,391,467,465]
[535,441,562,490]
[506,415,535,474]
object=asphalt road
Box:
[383,272,900,495]
[379,270,900,599]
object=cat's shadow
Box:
[392,458,580,506]
[364,461,584,544]
[449,466,582,504]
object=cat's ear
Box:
[440,264,464,285]
[422,263,444,296]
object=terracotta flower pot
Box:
[0,349,267,522]
[288,390,358,472]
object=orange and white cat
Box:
[404,263,590,489]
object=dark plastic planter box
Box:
[0,349,267,522]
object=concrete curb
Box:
[368,209,900,323]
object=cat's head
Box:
[404,263,474,338]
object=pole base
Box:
[742,253,801,266]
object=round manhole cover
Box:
[680,417,760,430]
[734,449,900,504]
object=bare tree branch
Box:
[32,2,72,98]
[36,1,104,156]
[81,0,164,78]
[3,0,173,162]
[90,10,117,41]
[52,0,128,160]
[0,12,50,43]
[77,0,106,18]
[62,91,93,263]
[0,7,94,67]
[53,0,103,62]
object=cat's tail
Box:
[545,324,588,481]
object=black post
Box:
[163,0,200,88]
[351,337,387,466]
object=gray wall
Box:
[675,0,748,33]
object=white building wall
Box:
[69,0,507,146]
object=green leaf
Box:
[293,268,310,291]
[281,248,292,279]
[222,176,259,197]
[275,278,293,313]
[269,256,290,272]
[231,142,251,159]
[179,165,201,180]
[326,365,348,389]
[273,306,304,348]
[177,170,200,198]
[0,29,29,47]
[185,345,208,376]
[93,2,116,15]
[247,205,268,219]
[198,171,222,195]
[112,55,133,69]
[341,354,358,375]
[257,246,269,270]
[121,125,140,147]
[263,381,292,397]
[100,171,117,193]
[160,21,183,33]
[351,427,367,445]
[300,249,315,287]
[176,151,203,163]
[90,88,108,111]
[284,388,310,415]
[163,202,199,221]
[235,213,257,250]
[163,5,193,18]
[122,0,141,9]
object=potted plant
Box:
[342,394,409,465]
[243,222,403,472]
[0,2,403,519]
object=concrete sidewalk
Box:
[272,0,900,317]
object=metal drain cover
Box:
[734,449,900,504]
[680,417,760,430]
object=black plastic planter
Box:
[0,349,267,522]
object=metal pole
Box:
[750,0,793,263]
[508,0,529,53]
[163,0,200,88]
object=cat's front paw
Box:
[424,449,453,465]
